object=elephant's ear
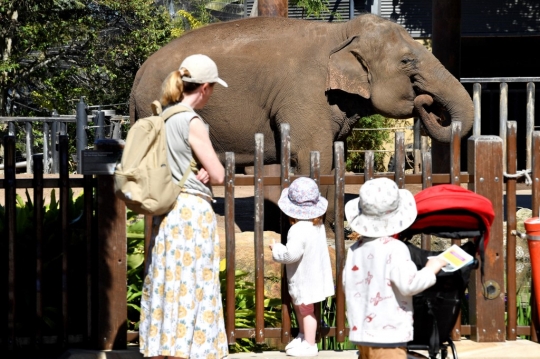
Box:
[326,36,370,99]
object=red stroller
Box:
[399,184,495,359]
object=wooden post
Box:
[467,135,505,342]
[450,122,463,341]
[254,133,265,344]
[506,122,518,340]
[334,142,346,342]
[225,152,237,345]
[258,0,287,17]
[5,135,16,351]
[95,139,127,350]
[59,135,70,348]
[394,132,405,188]
[280,124,292,344]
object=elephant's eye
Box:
[401,58,413,65]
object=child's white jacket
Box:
[272,221,335,305]
[343,236,436,345]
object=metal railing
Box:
[0,99,128,174]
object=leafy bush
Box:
[346,114,394,172]
[126,210,145,331]
[219,259,282,352]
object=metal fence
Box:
[0,99,128,174]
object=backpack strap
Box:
[151,100,198,189]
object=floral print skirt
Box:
[139,192,228,358]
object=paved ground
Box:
[58,339,540,359]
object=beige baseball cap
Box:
[179,54,228,87]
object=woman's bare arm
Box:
[188,117,225,185]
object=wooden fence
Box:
[1,119,539,355]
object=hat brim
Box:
[278,188,328,220]
[215,78,228,88]
[345,189,417,237]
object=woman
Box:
[139,54,228,359]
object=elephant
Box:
[130,14,474,233]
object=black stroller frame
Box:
[404,239,478,359]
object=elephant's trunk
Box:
[413,72,474,143]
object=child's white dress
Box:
[272,221,335,305]
[343,236,436,346]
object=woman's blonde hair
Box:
[160,68,201,107]
[289,215,325,226]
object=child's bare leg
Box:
[293,304,305,336]
[298,303,316,345]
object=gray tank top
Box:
[165,103,213,198]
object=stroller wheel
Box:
[441,347,448,359]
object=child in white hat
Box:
[343,178,446,359]
[269,177,335,357]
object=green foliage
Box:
[219,259,282,352]
[346,114,394,172]
[1,0,174,116]
[290,0,331,18]
[317,296,357,350]
[126,210,145,331]
[516,288,532,339]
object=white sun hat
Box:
[278,177,328,220]
[179,54,228,87]
[345,178,417,237]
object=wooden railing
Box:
[1,124,539,355]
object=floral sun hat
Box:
[278,177,328,220]
[345,177,417,237]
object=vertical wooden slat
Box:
[394,132,405,188]
[225,152,236,345]
[413,119,422,174]
[450,122,463,341]
[473,83,482,137]
[333,142,345,342]
[43,122,50,174]
[33,154,44,349]
[254,133,265,344]
[280,125,291,344]
[310,151,320,184]
[467,135,505,342]
[506,122,518,340]
[526,83,535,171]
[499,83,508,174]
[144,215,152,276]
[364,151,374,181]
[530,132,540,342]
[310,151,321,343]
[25,121,33,174]
[5,135,16,351]
[59,135,70,348]
[421,141,432,250]
[84,174,95,346]
[450,122,462,186]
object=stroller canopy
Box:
[400,184,495,250]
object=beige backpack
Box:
[114,101,193,215]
